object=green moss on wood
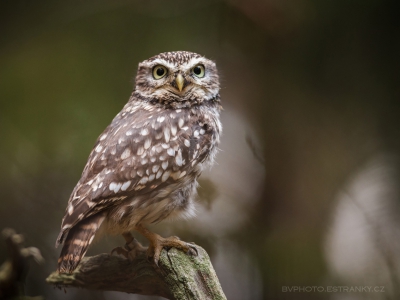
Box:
[47,245,226,300]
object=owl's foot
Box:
[135,224,197,265]
[111,232,146,261]
[147,235,198,265]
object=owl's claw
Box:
[187,243,198,256]
[147,235,198,265]
[134,225,198,266]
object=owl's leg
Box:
[135,224,197,265]
[111,232,146,261]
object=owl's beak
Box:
[175,74,184,92]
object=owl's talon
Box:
[145,235,197,266]
[135,225,199,266]
[187,244,198,256]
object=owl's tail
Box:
[57,213,105,274]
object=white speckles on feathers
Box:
[164,127,170,142]
[156,169,163,179]
[121,148,131,160]
[171,125,177,136]
[155,145,163,153]
[144,138,152,149]
[161,170,171,182]
[167,148,175,156]
[140,128,149,136]
[121,181,131,191]
[137,147,144,155]
[139,176,148,185]
[109,182,122,193]
[175,149,183,166]
[136,169,144,177]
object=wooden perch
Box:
[46,245,226,300]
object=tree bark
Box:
[46,245,226,300]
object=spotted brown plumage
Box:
[56,51,222,273]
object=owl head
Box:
[134,51,220,108]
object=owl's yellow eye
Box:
[152,65,168,79]
[192,64,205,78]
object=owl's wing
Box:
[57,103,218,245]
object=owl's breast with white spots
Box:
[82,102,214,197]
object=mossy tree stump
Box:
[46,245,226,300]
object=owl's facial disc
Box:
[135,51,220,106]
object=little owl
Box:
[56,51,222,273]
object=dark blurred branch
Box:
[0,228,43,299]
[46,245,226,300]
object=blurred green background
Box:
[1,0,399,299]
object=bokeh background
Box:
[1,0,399,299]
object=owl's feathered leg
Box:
[111,232,146,260]
[135,224,197,265]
